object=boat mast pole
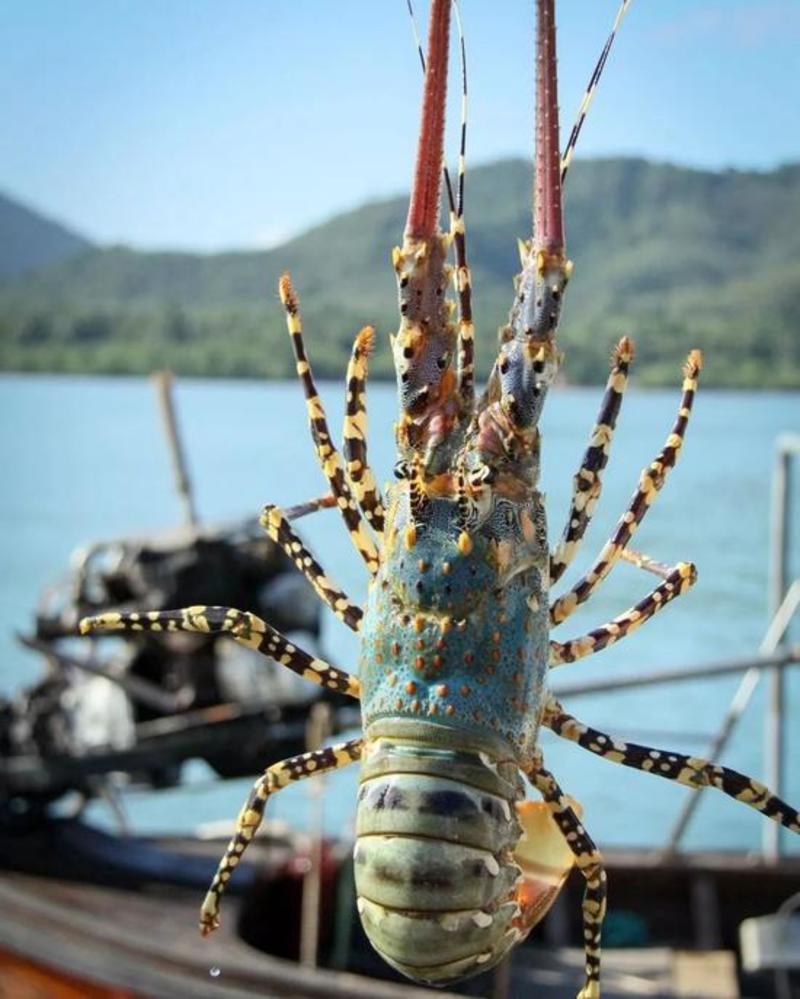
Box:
[152,370,199,529]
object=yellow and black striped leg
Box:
[343,326,385,536]
[79,606,361,698]
[260,504,364,632]
[543,696,800,836]
[550,350,702,627]
[549,561,696,667]
[526,754,606,999]
[279,273,380,575]
[200,738,363,934]
[550,337,633,585]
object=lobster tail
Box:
[533,0,564,255]
[354,732,527,985]
[405,0,450,239]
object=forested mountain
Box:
[2,158,798,386]
[0,193,92,280]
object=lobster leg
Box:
[549,337,633,585]
[550,350,702,627]
[543,697,800,835]
[279,274,380,575]
[343,326,385,536]
[526,755,606,999]
[549,560,696,667]
[200,738,363,934]
[79,606,361,698]
[260,504,364,632]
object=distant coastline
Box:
[2,157,799,389]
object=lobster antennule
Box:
[561,0,633,185]
[533,0,564,256]
[405,0,451,238]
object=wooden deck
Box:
[0,871,745,999]
[1,822,796,998]
[0,873,454,999]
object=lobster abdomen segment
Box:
[357,891,521,985]
[354,729,526,984]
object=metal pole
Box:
[665,581,800,855]
[552,646,799,699]
[300,702,331,968]
[665,668,761,854]
[152,370,198,528]
[764,437,797,859]
[769,439,794,620]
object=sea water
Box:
[0,373,797,852]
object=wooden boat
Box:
[1,813,797,998]
[0,817,447,999]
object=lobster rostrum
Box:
[79,2,800,996]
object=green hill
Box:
[0,193,92,280]
[1,158,799,386]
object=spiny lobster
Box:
[80,1,800,995]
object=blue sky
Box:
[3,0,798,250]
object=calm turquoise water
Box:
[0,373,797,852]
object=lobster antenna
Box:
[560,0,633,185]
[405,0,460,219]
[405,0,451,238]
[533,0,564,254]
[406,0,475,411]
